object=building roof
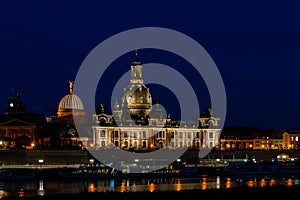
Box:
[0,113,47,126]
[57,81,85,117]
[58,93,84,111]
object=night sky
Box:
[0,0,300,130]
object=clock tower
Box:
[5,89,27,115]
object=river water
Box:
[0,175,299,199]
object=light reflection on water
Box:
[0,176,299,199]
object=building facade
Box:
[91,52,221,151]
[0,90,47,149]
[282,130,300,149]
[219,127,285,151]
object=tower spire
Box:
[114,98,120,110]
[156,97,160,105]
[130,50,143,84]
[132,50,141,66]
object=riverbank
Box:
[0,149,299,165]
[2,185,300,200]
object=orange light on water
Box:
[201,177,207,190]
[120,181,126,193]
[18,189,24,198]
[269,179,276,187]
[149,183,155,192]
[201,181,207,190]
[259,178,267,187]
[226,179,232,188]
[176,179,182,191]
[88,183,95,193]
[247,180,255,187]
[286,178,293,186]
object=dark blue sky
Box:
[0,0,300,130]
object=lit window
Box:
[114,131,118,138]
[187,132,191,138]
[291,136,294,141]
[179,132,183,138]
[171,142,174,148]
[124,131,128,138]
[100,130,106,137]
[124,140,129,147]
[296,136,299,142]
[158,131,164,138]
[170,132,175,138]
[209,142,214,148]
[179,142,183,148]
[142,131,147,139]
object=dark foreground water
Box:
[1,175,300,199]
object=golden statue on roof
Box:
[69,81,74,94]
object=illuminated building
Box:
[51,81,88,149]
[91,52,221,151]
[282,130,300,149]
[57,81,85,117]
[0,89,47,149]
[219,127,284,151]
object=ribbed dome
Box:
[57,81,85,117]
[58,94,84,111]
[122,83,152,121]
[124,84,152,110]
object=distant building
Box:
[0,89,47,149]
[5,89,27,115]
[219,126,284,151]
[1,55,298,153]
[57,81,85,118]
[91,52,221,151]
[50,81,88,149]
[282,129,300,149]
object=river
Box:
[0,175,299,199]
